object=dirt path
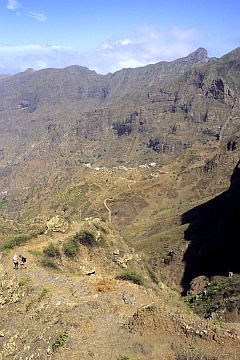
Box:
[1,238,171,359]
[1,236,240,360]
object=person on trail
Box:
[19,255,27,269]
[13,254,18,270]
[168,250,175,262]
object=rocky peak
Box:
[24,68,36,73]
[172,47,209,69]
[186,47,209,63]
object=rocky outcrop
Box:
[46,215,70,233]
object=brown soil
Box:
[1,234,240,360]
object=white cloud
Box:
[0,44,72,52]
[6,0,21,10]
[6,1,47,22]
[102,43,112,50]
[0,45,79,74]
[0,26,203,75]
[118,59,145,69]
[117,39,133,46]
[102,38,133,50]
[27,11,47,22]
[171,27,200,41]
[89,25,202,73]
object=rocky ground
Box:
[1,230,240,360]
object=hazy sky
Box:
[1,0,239,75]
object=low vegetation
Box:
[38,287,50,301]
[18,277,31,287]
[62,239,78,257]
[185,276,240,320]
[42,242,62,267]
[73,230,96,247]
[116,269,144,285]
[147,267,159,284]
[41,256,59,269]
[52,329,69,351]
[0,229,45,250]
[62,230,96,258]
[43,243,61,258]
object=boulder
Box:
[46,215,69,233]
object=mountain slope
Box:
[1,48,240,358]
[1,221,240,359]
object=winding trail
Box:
[103,197,114,223]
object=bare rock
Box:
[46,215,70,233]
[188,276,210,295]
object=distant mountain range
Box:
[0,46,239,194]
[0,46,240,265]
[1,47,240,167]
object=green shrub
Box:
[18,277,31,287]
[38,287,50,301]
[0,199,7,210]
[0,229,45,250]
[43,243,61,258]
[63,239,78,257]
[28,249,42,256]
[26,301,33,312]
[185,281,224,318]
[0,233,31,249]
[117,356,132,360]
[116,269,144,286]
[148,268,159,284]
[41,256,58,269]
[52,329,68,351]
[73,230,96,247]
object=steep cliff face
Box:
[181,159,240,290]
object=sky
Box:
[0,0,240,75]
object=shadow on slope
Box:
[181,161,240,295]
